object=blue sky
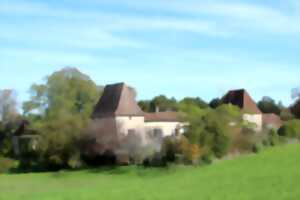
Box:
[0,0,300,107]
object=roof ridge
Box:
[114,83,125,115]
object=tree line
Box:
[1,67,300,172]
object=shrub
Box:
[268,129,280,146]
[200,153,213,165]
[160,136,202,165]
[183,144,202,165]
[278,120,300,139]
[0,157,15,173]
[161,136,177,163]
[252,143,263,154]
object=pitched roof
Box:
[144,111,181,122]
[222,89,262,114]
[92,83,144,118]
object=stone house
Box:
[89,83,185,158]
[222,89,282,131]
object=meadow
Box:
[0,144,300,200]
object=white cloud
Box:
[0,21,143,49]
[2,0,299,37]
[84,0,300,35]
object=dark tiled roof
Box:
[92,83,144,118]
[222,89,262,114]
[144,111,181,122]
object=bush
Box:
[278,120,300,139]
[0,157,15,173]
[159,136,202,165]
[200,153,213,165]
[180,104,241,159]
[268,129,280,146]
[252,143,263,154]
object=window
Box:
[128,129,136,136]
[153,128,163,138]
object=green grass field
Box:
[1,144,300,200]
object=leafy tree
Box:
[149,95,178,112]
[23,67,101,118]
[178,103,207,144]
[257,96,281,115]
[0,90,19,157]
[291,87,300,119]
[22,67,102,169]
[209,98,222,109]
[179,97,208,109]
[278,120,300,138]
[291,99,300,119]
[0,90,18,123]
[138,100,151,112]
[180,103,242,158]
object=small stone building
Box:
[90,83,185,158]
[222,89,282,131]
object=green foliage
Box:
[268,129,280,146]
[0,121,18,157]
[291,99,300,119]
[161,136,202,165]
[33,112,87,169]
[0,89,18,123]
[23,67,101,118]
[252,143,263,153]
[179,97,208,109]
[140,95,178,112]
[278,120,300,138]
[0,157,15,173]
[200,115,230,158]
[180,103,242,158]
[178,103,207,144]
[151,95,178,112]
[139,96,207,112]
[1,144,300,200]
[21,68,102,170]
[138,100,151,112]
[209,98,222,109]
[257,96,282,115]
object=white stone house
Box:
[91,83,185,150]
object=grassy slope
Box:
[1,144,300,200]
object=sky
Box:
[0,0,300,108]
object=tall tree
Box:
[0,90,19,157]
[179,97,208,109]
[149,95,178,112]
[257,96,281,115]
[22,67,103,169]
[291,87,300,119]
[0,90,18,123]
[209,98,222,109]
[23,67,101,118]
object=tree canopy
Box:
[257,96,282,115]
[21,67,103,169]
[291,87,300,119]
[23,67,101,118]
[0,90,18,123]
